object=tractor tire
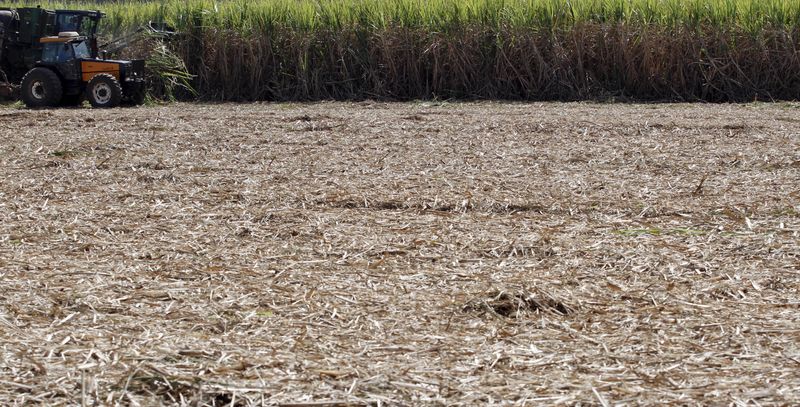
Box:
[21,68,63,108]
[86,74,122,108]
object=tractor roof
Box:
[40,32,84,43]
[55,9,105,18]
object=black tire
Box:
[86,74,122,108]
[60,93,84,107]
[21,68,63,108]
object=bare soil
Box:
[1,102,799,406]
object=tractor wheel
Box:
[21,68,63,108]
[86,74,122,108]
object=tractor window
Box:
[56,14,95,36]
[72,41,90,59]
[41,43,59,63]
[57,14,81,32]
[41,43,76,63]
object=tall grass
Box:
[4,0,800,101]
[41,0,798,33]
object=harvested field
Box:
[0,102,799,406]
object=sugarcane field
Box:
[1,0,800,406]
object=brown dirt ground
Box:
[0,102,799,406]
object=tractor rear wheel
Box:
[21,68,63,108]
[86,74,122,108]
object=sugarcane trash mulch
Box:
[0,102,798,405]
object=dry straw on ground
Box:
[0,102,798,405]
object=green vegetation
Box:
[13,0,798,33]
[3,0,800,101]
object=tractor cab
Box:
[54,10,102,37]
[54,10,102,57]
[20,31,145,108]
[41,32,91,62]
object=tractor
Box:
[22,32,145,107]
[1,6,150,108]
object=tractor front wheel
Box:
[86,74,122,108]
[21,68,63,108]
